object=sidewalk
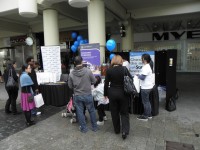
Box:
[0,73,200,150]
[0,108,199,150]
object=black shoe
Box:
[137,115,148,121]
[122,132,127,140]
[5,110,11,114]
[13,112,22,115]
[26,121,36,127]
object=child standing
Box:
[92,76,109,125]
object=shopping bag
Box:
[34,93,44,108]
[133,75,140,93]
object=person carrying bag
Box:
[20,64,36,127]
[4,60,19,115]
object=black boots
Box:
[122,132,128,140]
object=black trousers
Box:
[5,87,18,113]
[97,104,106,121]
[24,111,31,123]
[108,87,130,134]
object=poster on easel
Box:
[41,46,61,81]
[80,43,101,76]
[129,51,155,76]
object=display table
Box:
[36,72,58,85]
[39,82,72,107]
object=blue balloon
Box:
[106,39,116,52]
[84,39,88,43]
[79,40,85,45]
[77,35,83,41]
[74,41,79,47]
[71,45,77,53]
[109,54,115,60]
[71,32,77,39]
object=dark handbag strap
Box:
[25,86,29,93]
[26,86,34,95]
[124,67,128,76]
[9,69,13,77]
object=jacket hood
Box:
[72,66,87,77]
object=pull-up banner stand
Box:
[80,43,101,76]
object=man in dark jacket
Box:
[68,56,97,133]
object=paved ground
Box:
[0,73,200,150]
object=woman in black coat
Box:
[104,55,132,140]
[4,60,19,115]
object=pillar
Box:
[43,9,59,46]
[88,0,106,63]
[122,19,134,51]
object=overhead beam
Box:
[53,2,87,23]
[0,19,29,33]
[131,2,200,19]
[104,0,127,21]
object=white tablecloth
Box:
[36,72,59,85]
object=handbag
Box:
[124,67,137,95]
[6,69,16,88]
[26,87,34,103]
[166,97,176,112]
[34,93,44,108]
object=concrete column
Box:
[43,9,59,46]
[88,0,105,63]
[32,43,37,60]
[122,19,133,51]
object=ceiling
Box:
[0,0,200,38]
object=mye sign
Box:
[152,30,200,41]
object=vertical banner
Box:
[80,43,101,76]
[129,51,155,76]
[41,46,61,81]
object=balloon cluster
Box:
[71,32,89,53]
[106,39,116,60]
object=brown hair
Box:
[111,55,123,67]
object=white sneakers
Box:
[97,116,108,126]
[36,112,41,116]
[103,116,107,121]
[97,121,104,125]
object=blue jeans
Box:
[141,89,152,118]
[74,94,97,133]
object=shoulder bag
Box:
[6,69,17,88]
[124,67,137,95]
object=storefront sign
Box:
[152,30,200,41]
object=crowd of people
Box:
[2,53,154,140]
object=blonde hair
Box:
[111,55,123,67]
